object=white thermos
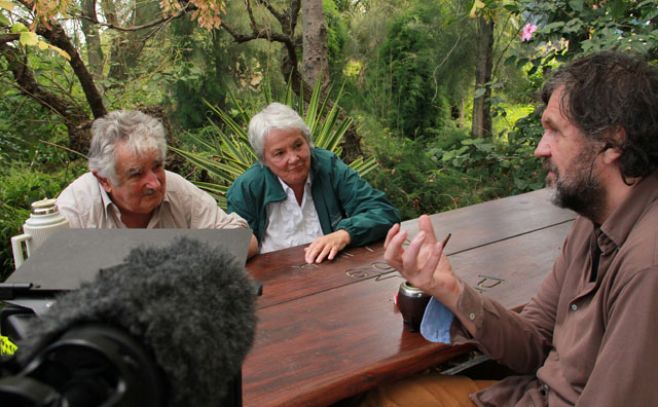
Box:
[11,198,69,269]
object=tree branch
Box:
[0,34,20,45]
[244,0,259,33]
[288,0,302,34]
[78,5,189,33]
[222,21,292,45]
[0,41,92,147]
[222,0,305,100]
[100,0,118,25]
[35,21,106,118]
[255,0,284,22]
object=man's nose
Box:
[534,133,551,158]
[144,171,161,188]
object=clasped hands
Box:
[384,214,463,310]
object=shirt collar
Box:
[95,173,171,223]
[276,173,313,194]
[599,170,658,253]
[97,180,117,219]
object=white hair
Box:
[88,110,167,184]
[247,103,312,161]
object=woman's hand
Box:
[304,230,351,264]
[384,215,462,309]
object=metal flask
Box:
[10,198,69,269]
[397,281,431,332]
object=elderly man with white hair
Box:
[56,110,258,257]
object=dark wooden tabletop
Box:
[243,189,575,407]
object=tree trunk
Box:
[222,0,363,161]
[81,0,104,78]
[471,16,494,138]
[0,43,92,153]
[36,21,106,120]
[301,0,330,90]
[107,0,159,81]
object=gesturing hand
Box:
[384,215,462,309]
[304,229,351,264]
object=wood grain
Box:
[243,219,574,407]
[246,188,574,309]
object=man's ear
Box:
[602,127,626,164]
[602,146,622,164]
[92,171,113,193]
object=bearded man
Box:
[367,50,658,406]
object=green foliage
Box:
[507,0,658,74]
[0,89,73,166]
[366,138,476,220]
[172,80,376,208]
[324,0,349,78]
[165,18,230,129]
[356,109,544,221]
[430,134,543,194]
[428,103,544,196]
[0,85,85,279]
[346,0,477,140]
[0,163,85,280]
[377,7,449,138]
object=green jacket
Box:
[227,148,400,247]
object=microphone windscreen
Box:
[19,237,257,406]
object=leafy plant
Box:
[171,80,377,207]
[0,163,85,280]
[506,0,658,75]
[429,109,544,196]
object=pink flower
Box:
[521,23,538,42]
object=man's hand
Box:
[304,229,351,264]
[384,215,462,310]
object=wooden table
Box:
[243,189,575,407]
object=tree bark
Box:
[301,0,329,90]
[107,0,159,81]
[0,43,92,153]
[471,16,494,138]
[35,21,107,120]
[222,0,363,161]
[80,0,104,78]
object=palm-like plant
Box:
[172,81,377,207]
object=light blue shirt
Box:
[420,297,455,344]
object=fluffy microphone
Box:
[15,237,257,406]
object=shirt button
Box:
[469,312,476,320]
[571,304,578,311]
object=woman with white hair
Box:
[227,103,400,263]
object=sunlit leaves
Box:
[161,0,225,30]
[0,0,14,11]
[3,4,71,60]
[10,22,27,33]
[15,31,71,61]
[19,31,38,46]
[32,0,73,28]
[469,0,485,18]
